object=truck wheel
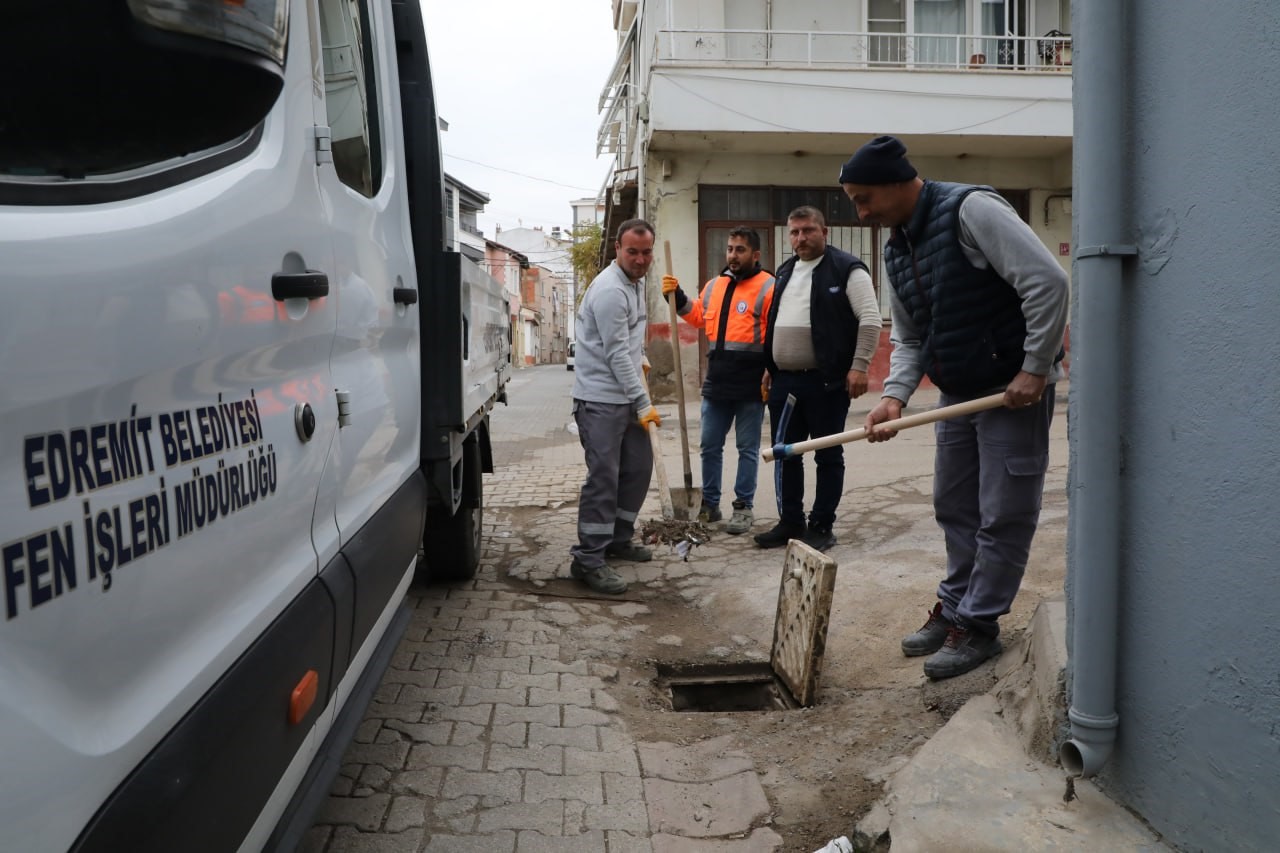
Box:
[425,437,483,581]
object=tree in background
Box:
[569,221,603,309]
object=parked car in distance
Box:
[567,340,576,370]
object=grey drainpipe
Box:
[1060,0,1132,778]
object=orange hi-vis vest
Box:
[679,267,776,355]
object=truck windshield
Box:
[0,1,287,186]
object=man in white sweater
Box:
[759,206,882,552]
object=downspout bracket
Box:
[1077,244,1137,258]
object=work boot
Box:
[697,503,723,524]
[901,602,952,657]
[753,519,806,549]
[801,523,836,552]
[725,500,753,535]
[604,540,652,562]
[923,625,1003,679]
[570,560,628,595]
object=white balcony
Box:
[656,28,1071,72]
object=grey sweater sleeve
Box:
[594,284,650,411]
[846,267,883,373]
[882,286,925,405]
[959,192,1070,377]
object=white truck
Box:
[0,1,509,850]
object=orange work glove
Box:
[661,274,680,296]
[637,406,662,429]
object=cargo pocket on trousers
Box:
[1001,452,1048,515]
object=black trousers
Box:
[767,371,851,529]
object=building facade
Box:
[1065,4,1280,847]
[599,0,1073,388]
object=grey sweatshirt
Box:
[571,261,650,412]
[883,191,1070,404]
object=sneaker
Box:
[753,520,806,549]
[801,524,836,552]
[901,602,952,657]
[697,503,723,524]
[725,500,753,535]
[604,540,652,562]
[570,561,629,595]
[923,625,1003,679]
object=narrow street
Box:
[305,364,1070,852]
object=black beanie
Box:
[838,135,918,185]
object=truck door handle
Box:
[272,271,329,301]
[393,287,418,305]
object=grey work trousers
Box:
[933,386,1055,637]
[570,399,653,570]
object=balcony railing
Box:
[657,28,1072,72]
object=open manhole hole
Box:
[656,540,837,712]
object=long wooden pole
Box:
[664,241,696,506]
[761,393,1006,461]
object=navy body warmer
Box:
[765,246,868,383]
[884,181,1041,396]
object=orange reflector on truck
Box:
[289,670,319,725]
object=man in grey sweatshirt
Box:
[569,219,663,595]
[841,136,1069,680]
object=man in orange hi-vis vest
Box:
[661,227,775,535]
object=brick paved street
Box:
[305,366,785,852]
[304,364,1070,852]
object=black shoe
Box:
[697,503,723,524]
[923,625,1003,679]
[604,541,652,562]
[801,524,836,552]
[753,520,806,549]
[901,602,952,657]
[569,560,629,595]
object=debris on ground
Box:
[640,518,712,560]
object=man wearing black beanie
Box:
[840,135,1069,680]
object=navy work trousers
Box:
[767,371,852,530]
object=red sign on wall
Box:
[1059,242,1071,256]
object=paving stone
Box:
[474,655,533,674]
[566,746,640,776]
[650,828,784,852]
[328,826,425,853]
[431,795,479,819]
[412,655,455,672]
[515,829,607,852]
[374,728,402,745]
[528,722,599,750]
[403,640,453,657]
[560,673,606,693]
[493,703,561,727]
[498,671,561,691]
[600,726,637,752]
[528,686,593,707]
[355,719,383,744]
[487,744,564,774]
[583,801,650,833]
[406,743,485,771]
[390,767,443,797]
[593,689,621,713]
[317,793,391,831]
[423,830,516,852]
[605,772,645,804]
[372,683,401,704]
[383,719,452,745]
[331,771,356,797]
[491,722,527,747]
[644,773,770,838]
[506,642,561,658]
[589,662,621,681]
[606,830,655,853]
[384,796,426,833]
[475,801,565,834]
[366,701,427,724]
[638,736,756,782]
[450,721,486,746]
[525,770,603,805]
[441,768,523,801]
[389,649,415,670]
[381,667,440,687]
[436,669,500,689]
[432,703,493,725]
[400,685,465,707]
[344,741,410,770]
[461,686,528,706]
[357,764,393,793]
[530,658,590,676]
[563,706,612,727]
